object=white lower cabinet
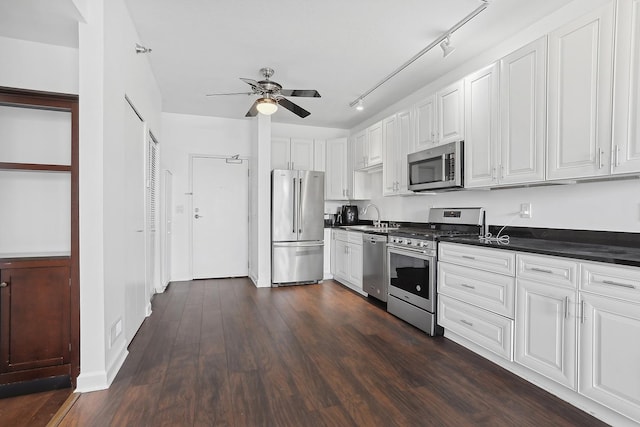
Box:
[515,277,577,390]
[438,294,514,360]
[439,243,640,425]
[331,230,363,292]
[579,292,640,424]
[438,243,516,361]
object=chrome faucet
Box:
[362,203,381,227]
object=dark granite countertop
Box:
[440,235,640,268]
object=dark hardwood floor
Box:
[53,278,605,426]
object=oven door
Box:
[387,245,436,313]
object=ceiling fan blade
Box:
[245,99,259,117]
[205,92,254,96]
[277,97,310,118]
[240,78,263,92]
[280,89,321,98]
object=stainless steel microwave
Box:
[407,140,463,191]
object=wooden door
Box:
[325,138,348,200]
[396,109,412,193]
[366,121,383,166]
[0,265,70,373]
[271,137,290,170]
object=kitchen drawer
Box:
[438,262,515,318]
[333,229,348,242]
[347,231,363,245]
[517,253,578,289]
[438,242,515,276]
[438,294,514,360]
[580,261,640,303]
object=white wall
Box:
[76,0,162,392]
[352,0,640,235]
[357,172,640,233]
[161,113,253,281]
[0,36,78,94]
[272,122,348,140]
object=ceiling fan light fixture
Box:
[256,97,278,115]
[440,36,455,58]
[356,99,364,111]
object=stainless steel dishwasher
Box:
[363,233,387,302]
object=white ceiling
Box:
[1,0,576,129]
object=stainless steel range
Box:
[386,207,485,335]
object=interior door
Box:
[192,156,248,279]
[124,100,147,342]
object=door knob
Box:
[194,214,203,219]
[0,282,8,288]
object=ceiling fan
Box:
[206,67,320,118]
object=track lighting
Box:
[356,99,364,111]
[348,0,489,109]
[135,43,152,54]
[256,97,278,115]
[440,36,455,58]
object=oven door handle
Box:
[441,154,447,182]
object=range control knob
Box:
[405,239,412,245]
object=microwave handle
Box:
[441,154,447,181]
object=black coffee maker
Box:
[341,205,358,225]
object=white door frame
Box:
[188,153,250,279]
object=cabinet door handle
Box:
[580,300,585,324]
[460,319,474,327]
[531,267,553,274]
[0,282,8,288]
[602,279,636,289]
[462,255,475,260]
[460,283,476,290]
[501,164,505,179]
[598,148,604,169]
[615,145,620,167]
[492,167,497,181]
[564,296,569,319]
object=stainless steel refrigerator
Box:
[271,169,324,285]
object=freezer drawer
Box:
[272,241,324,285]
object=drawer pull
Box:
[461,255,476,260]
[602,280,635,289]
[460,283,476,290]
[531,267,553,274]
[460,319,474,327]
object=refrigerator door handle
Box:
[273,241,324,248]
[298,178,303,234]
[292,177,297,233]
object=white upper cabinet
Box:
[612,0,640,175]
[415,95,436,150]
[325,137,349,200]
[313,139,326,172]
[414,80,464,152]
[271,137,291,170]
[499,37,547,185]
[383,110,413,196]
[464,38,546,189]
[366,121,383,166]
[547,2,615,180]
[353,121,383,170]
[437,80,465,145]
[353,130,366,170]
[271,137,315,170]
[464,62,501,188]
[382,115,397,195]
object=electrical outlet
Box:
[520,203,532,219]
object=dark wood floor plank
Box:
[42,279,611,427]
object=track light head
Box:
[440,36,455,58]
[135,43,152,54]
[356,99,364,111]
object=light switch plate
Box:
[520,203,532,218]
